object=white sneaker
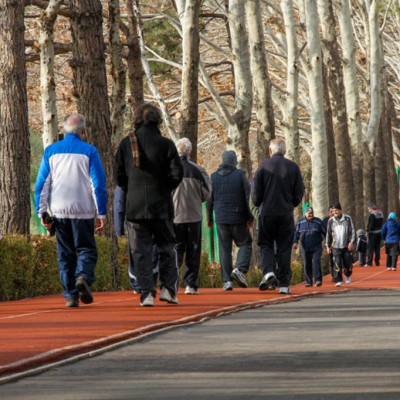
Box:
[185,286,199,295]
[345,277,351,284]
[160,287,179,304]
[231,268,248,288]
[140,293,154,307]
[278,287,291,294]
[387,267,391,271]
[335,281,343,287]
[223,281,233,291]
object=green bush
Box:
[0,235,308,302]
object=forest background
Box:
[1,0,400,289]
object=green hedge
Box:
[0,235,307,302]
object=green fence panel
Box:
[201,203,219,263]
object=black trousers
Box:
[127,220,178,300]
[385,243,399,269]
[367,233,381,265]
[174,221,202,289]
[258,215,294,287]
[332,247,353,282]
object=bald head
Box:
[63,114,85,135]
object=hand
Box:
[293,243,298,250]
[95,218,105,232]
[247,221,254,229]
[41,217,53,230]
[327,247,332,254]
[348,242,354,251]
[207,221,213,229]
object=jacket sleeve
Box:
[251,167,264,207]
[292,165,305,207]
[381,223,387,240]
[115,140,128,191]
[293,221,300,244]
[206,175,214,223]
[198,165,211,202]
[35,149,51,217]
[326,219,333,248]
[241,172,254,222]
[167,144,184,191]
[249,196,259,221]
[89,149,107,218]
[367,214,374,233]
[348,216,356,244]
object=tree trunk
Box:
[226,0,253,174]
[178,0,201,160]
[0,0,31,234]
[334,0,364,226]
[109,0,127,150]
[281,0,299,164]
[318,0,355,220]
[70,0,118,288]
[39,0,63,148]
[125,0,144,124]
[304,0,329,219]
[245,0,275,163]
[375,120,388,218]
[322,61,339,206]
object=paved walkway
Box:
[0,253,399,384]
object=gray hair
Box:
[175,137,192,157]
[269,138,286,155]
[63,113,86,134]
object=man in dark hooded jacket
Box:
[115,103,183,307]
[207,151,253,291]
[366,203,384,266]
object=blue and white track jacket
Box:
[35,134,107,219]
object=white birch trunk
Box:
[245,0,275,162]
[39,0,63,148]
[281,0,299,164]
[305,0,329,218]
[227,0,253,172]
[109,0,126,150]
[366,0,382,155]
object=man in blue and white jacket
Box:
[35,114,107,308]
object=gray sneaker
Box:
[259,272,277,291]
[160,287,179,304]
[140,293,154,307]
[223,281,233,291]
[278,286,291,294]
[65,299,79,308]
[231,268,248,288]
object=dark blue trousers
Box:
[54,218,98,300]
[300,246,322,285]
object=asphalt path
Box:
[2,290,400,400]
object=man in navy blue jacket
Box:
[293,206,326,287]
[207,151,253,291]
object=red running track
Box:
[0,254,399,381]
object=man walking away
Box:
[252,139,305,294]
[366,203,384,266]
[207,150,253,291]
[35,114,107,308]
[173,138,211,294]
[293,206,325,287]
[326,203,355,287]
[115,103,183,307]
[381,212,400,271]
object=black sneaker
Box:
[305,283,312,287]
[231,268,248,288]
[76,276,93,304]
[259,272,277,291]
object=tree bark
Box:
[69,0,118,287]
[0,0,31,234]
[39,0,63,148]
[318,0,355,220]
[245,0,275,163]
[178,0,201,160]
[304,0,329,219]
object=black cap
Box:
[331,202,342,210]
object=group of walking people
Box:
[35,104,397,309]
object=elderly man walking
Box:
[115,104,183,307]
[252,139,305,294]
[366,203,384,266]
[173,138,211,294]
[207,150,253,291]
[35,114,107,308]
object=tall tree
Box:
[176,0,201,160]
[0,0,31,234]
[69,0,118,286]
[304,0,329,219]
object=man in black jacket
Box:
[252,139,305,294]
[115,104,183,307]
[366,203,384,266]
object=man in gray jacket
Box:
[173,138,211,294]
